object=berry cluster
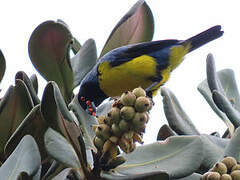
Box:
[93,87,152,159]
[202,156,240,180]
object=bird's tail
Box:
[180,25,224,53]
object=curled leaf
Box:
[30,74,38,94]
[161,87,200,135]
[0,80,34,159]
[100,0,154,57]
[213,90,240,128]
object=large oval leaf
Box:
[0,49,6,83]
[102,136,203,179]
[41,81,74,134]
[44,128,80,169]
[41,82,89,172]
[28,20,74,103]
[0,135,41,180]
[44,128,85,179]
[0,80,34,159]
[100,0,154,57]
[161,87,200,135]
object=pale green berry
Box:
[108,107,120,123]
[119,119,129,132]
[221,174,232,180]
[111,123,122,137]
[95,124,111,140]
[120,91,136,106]
[135,96,151,112]
[230,170,240,180]
[222,157,237,171]
[93,136,105,150]
[207,172,220,180]
[120,106,135,120]
[212,162,227,175]
[132,112,148,127]
[132,87,146,98]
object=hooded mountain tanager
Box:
[78,25,223,115]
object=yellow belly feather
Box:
[98,55,157,97]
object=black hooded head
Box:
[78,67,107,111]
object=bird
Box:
[78,25,223,115]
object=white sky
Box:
[0,0,240,144]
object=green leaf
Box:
[223,127,240,161]
[5,105,48,159]
[69,96,98,151]
[44,128,85,178]
[30,74,38,94]
[41,81,74,134]
[212,90,240,128]
[101,171,169,180]
[41,82,89,171]
[207,54,240,111]
[103,136,203,179]
[157,124,178,141]
[198,54,237,135]
[28,20,74,103]
[15,71,40,105]
[206,54,225,94]
[100,0,154,57]
[70,39,97,87]
[0,80,34,159]
[0,49,6,83]
[0,135,41,180]
[161,87,200,135]
[201,134,229,150]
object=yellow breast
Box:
[98,55,158,97]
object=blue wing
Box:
[98,40,180,67]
